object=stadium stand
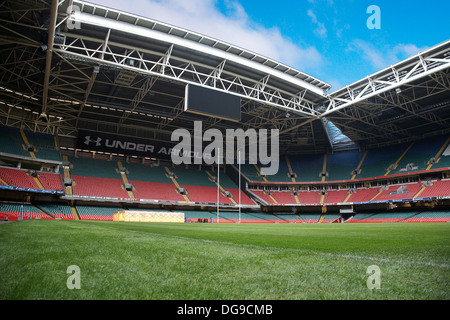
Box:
[431,143,450,170]
[0,126,31,158]
[374,182,423,201]
[271,191,298,205]
[23,130,61,161]
[289,154,326,182]
[389,136,449,175]
[76,205,123,221]
[345,188,379,203]
[183,210,216,222]
[62,154,255,204]
[36,203,74,220]
[0,167,63,192]
[36,172,63,191]
[404,211,450,223]
[240,164,266,182]
[71,175,129,199]
[240,135,450,184]
[0,125,60,161]
[354,212,413,223]
[67,155,132,199]
[298,191,322,205]
[0,167,41,189]
[68,155,119,179]
[0,202,52,221]
[323,190,348,204]
[321,213,342,223]
[347,210,450,223]
[249,189,279,205]
[419,179,450,198]
[0,124,449,223]
[297,213,322,223]
[131,180,185,202]
[357,143,410,179]
[326,151,365,181]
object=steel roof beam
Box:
[41,0,59,119]
[322,40,450,117]
[57,9,323,117]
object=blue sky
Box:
[90,0,449,92]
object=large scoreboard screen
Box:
[185,84,241,121]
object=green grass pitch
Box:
[0,220,449,300]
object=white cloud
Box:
[87,0,324,72]
[347,40,428,70]
[392,44,428,59]
[307,9,327,38]
[347,40,386,69]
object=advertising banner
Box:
[76,130,176,159]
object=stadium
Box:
[0,0,449,303]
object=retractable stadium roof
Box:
[0,0,449,155]
[0,0,335,154]
[321,40,450,149]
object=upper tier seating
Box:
[240,135,449,183]
[0,125,60,161]
[24,130,61,161]
[358,144,408,179]
[326,151,365,181]
[68,155,119,179]
[287,154,325,182]
[0,126,30,157]
[389,136,449,175]
[432,142,450,169]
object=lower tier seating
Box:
[0,203,52,221]
[76,205,122,221]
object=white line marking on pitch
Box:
[95,223,450,269]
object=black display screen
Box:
[185,84,241,121]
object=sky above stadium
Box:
[88,0,449,92]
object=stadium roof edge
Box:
[322,39,450,99]
[69,0,331,96]
[327,39,449,97]
[319,39,450,118]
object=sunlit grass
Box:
[0,220,448,300]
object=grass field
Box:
[0,220,449,300]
